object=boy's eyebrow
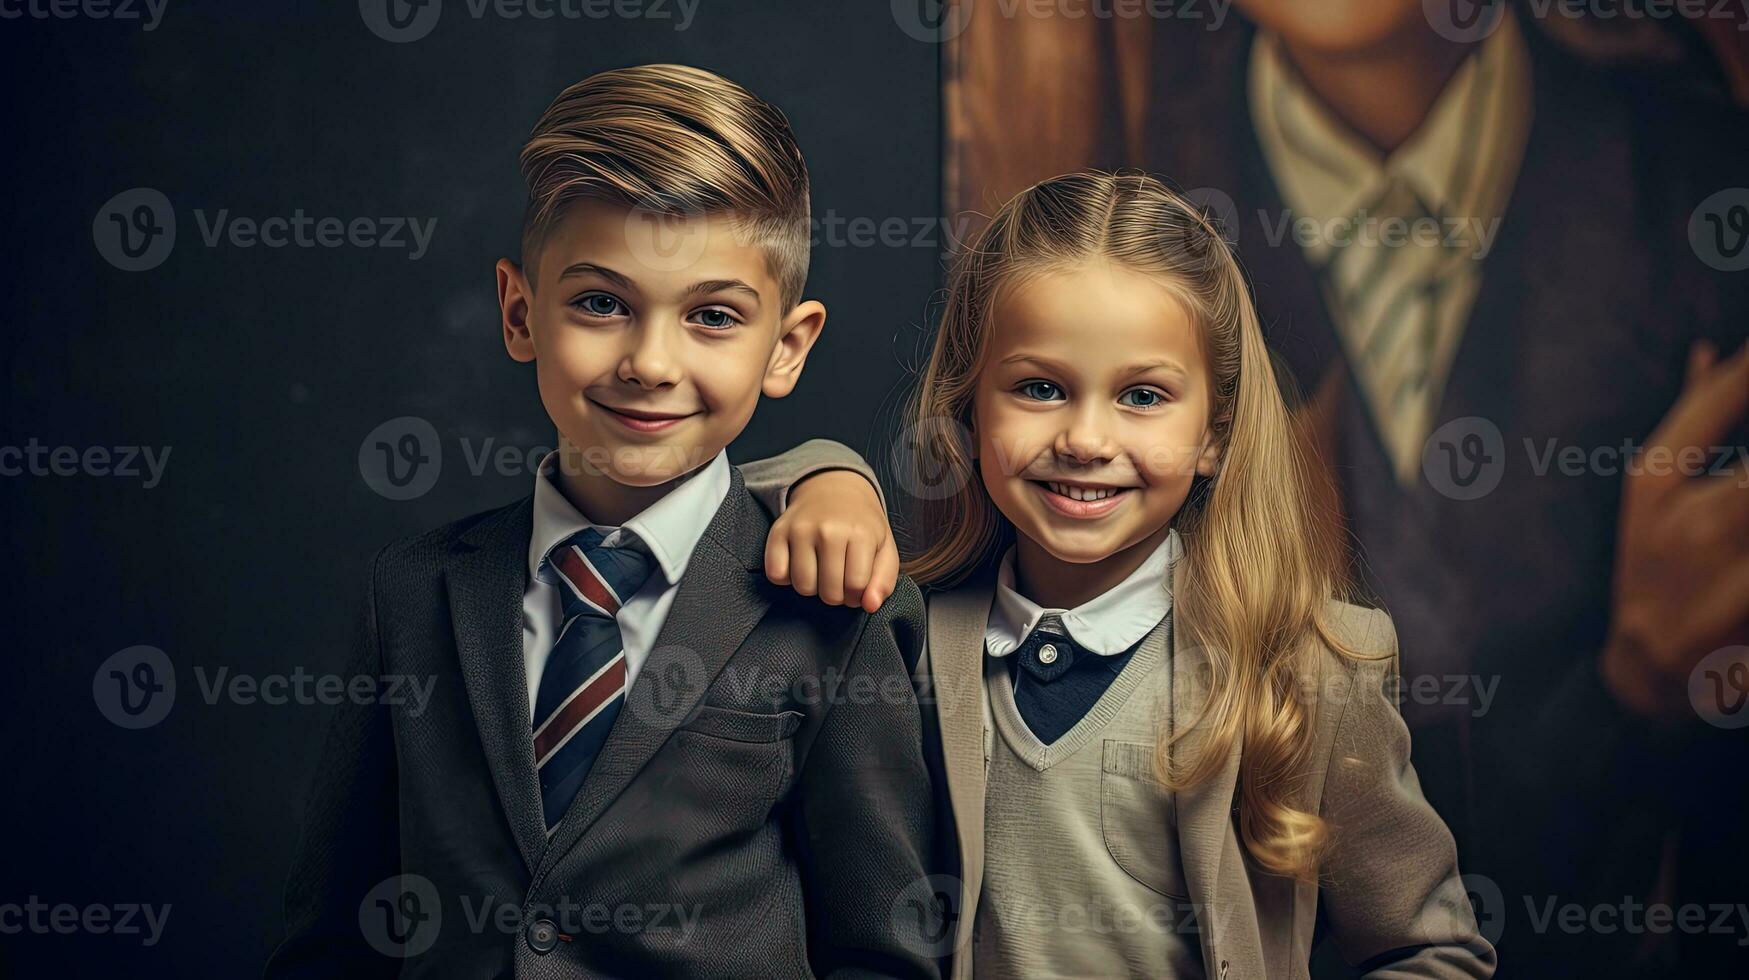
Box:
[557,262,635,290]
[684,279,762,303]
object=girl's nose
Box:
[1054,408,1118,464]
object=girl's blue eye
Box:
[692,308,737,330]
[1020,380,1064,401]
[575,293,626,317]
[1120,388,1167,409]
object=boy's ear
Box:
[762,300,826,398]
[496,257,536,363]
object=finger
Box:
[764,526,792,586]
[816,531,849,606]
[790,538,819,598]
[1684,560,1749,657]
[1676,466,1749,536]
[863,537,902,614]
[842,532,876,610]
[1640,342,1749,501]
[1686,338,1720,390]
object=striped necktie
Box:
[1318,175,1476,484]
[533,527,656,832]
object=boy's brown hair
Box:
[518,63,812,308]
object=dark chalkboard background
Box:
[0,1,942,973]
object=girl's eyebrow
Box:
[1122,359,1189,382]
[998,353,1069,372]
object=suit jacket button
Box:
[526,917,559,954]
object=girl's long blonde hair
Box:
[902,170,1361,881]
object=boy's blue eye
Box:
[692,308,737,330]
[1019,380,1064,401]
[1120,388,1167,408]
[574,293,626,317]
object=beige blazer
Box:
[921,560,1498,980]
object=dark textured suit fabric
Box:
[265,467,940,979]
[1136,12,1749,976]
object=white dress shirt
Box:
[984,528,1184,658]
[1249,16,1533,484]
[521,450,731,710]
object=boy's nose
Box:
[618,322,684,389]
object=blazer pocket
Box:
[1101,739,1189,899]
[678,705,803,744]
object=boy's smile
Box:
[497,198,825,524]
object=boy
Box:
[266,64,935,979]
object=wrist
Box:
[1599,635,1674,719]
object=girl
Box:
[764,171,1495,978]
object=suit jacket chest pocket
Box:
[1101,739,1189,899]
[671,705,804,820]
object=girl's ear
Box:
[1195,436,1222,477]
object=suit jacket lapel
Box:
[1167,557,1266,977]
[534,468,773,880]
[925,573,996,964]
[446,496,548,874]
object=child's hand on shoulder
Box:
[764,470,899,614]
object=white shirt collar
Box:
[526,449,731,587]
[1248,14,1533,265]
[984,528,1183,658]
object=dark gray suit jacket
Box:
[265,466,939,979]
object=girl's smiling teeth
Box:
[1041,481,1128,501]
